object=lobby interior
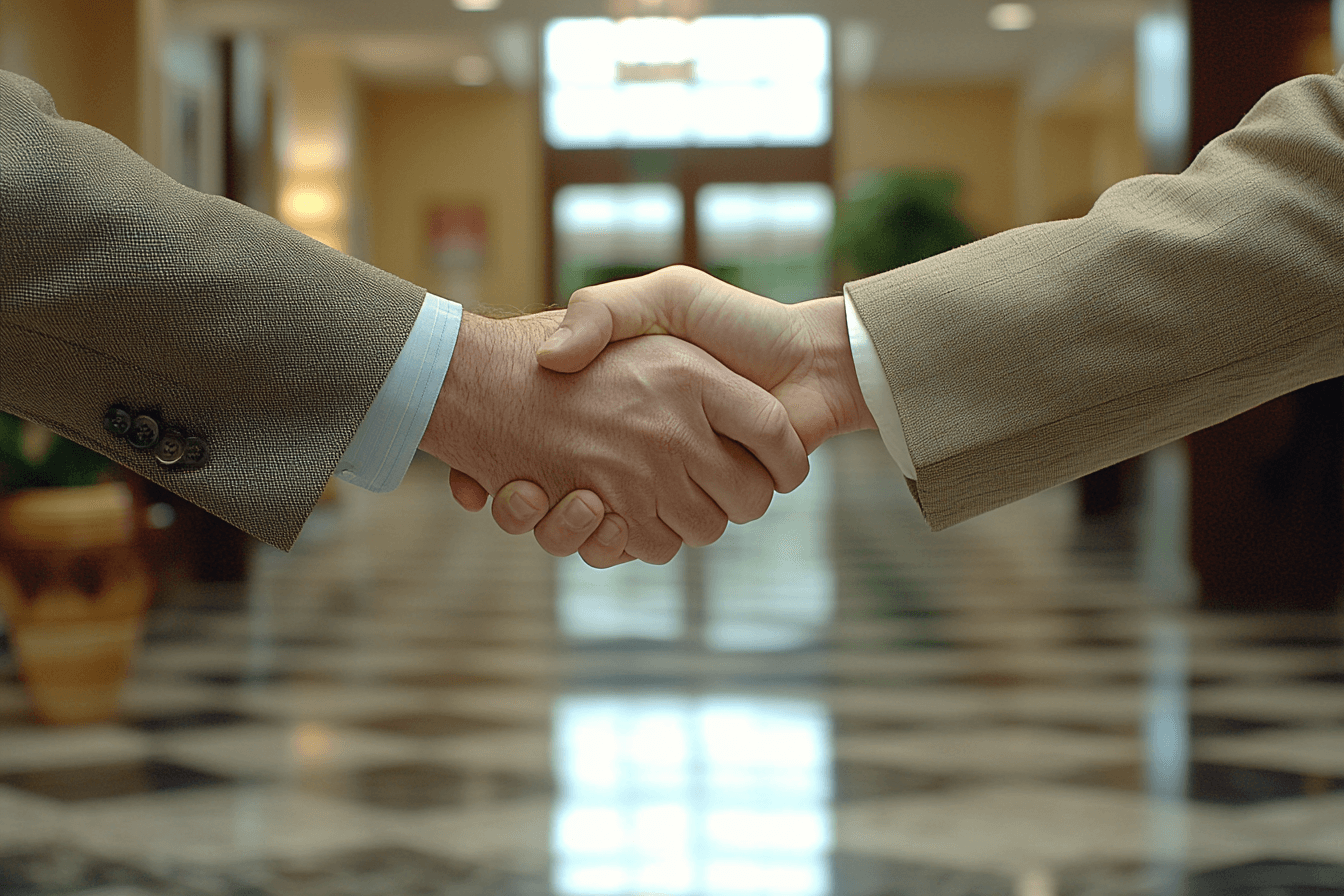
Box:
[0,1,1342,894]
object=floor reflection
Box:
[0,435,1342,896]
[552,695,830,895]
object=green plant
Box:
[0,413,110,492]
[830,170,976,278]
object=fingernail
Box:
[507,488,542,519]
[594,518,622,547]
[561,496,598,531]
[537,327,571,355]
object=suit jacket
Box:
[849,72,1344,531]
[0,70,426,550]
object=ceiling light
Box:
[988,3,1035,31]
[454,0,500,10]
[454,55,495,86]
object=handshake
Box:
[418,265,879,568]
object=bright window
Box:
[552,695,832,895]
[697,182,835,304]
[544,16,831,149]
[552,183,683,303]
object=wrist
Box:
[798,295,878,440]
[421,314,536,485]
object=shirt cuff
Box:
[335,292,462,492]
[844,287,917,481]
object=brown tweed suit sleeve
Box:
[0,70,428,550]
[847,72,1344,531]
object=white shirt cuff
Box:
[844,287,917,481]
[335,292,462,492]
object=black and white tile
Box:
[1,436,1341,894]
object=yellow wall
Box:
[836,84,1018,237]
[836,76,1145,235]
[361,86,544,312]
[0,0,139,151]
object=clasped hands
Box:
[418,266,876,567]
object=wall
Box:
[0,0,139,151]
[361,86,544,312]
[835,84,1018,237]
[836,70,1145,237]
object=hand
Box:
[421,310,809,565]
[477,266,878,554]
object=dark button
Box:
[180,437,209,469]
[153,429,186,465]
[127,415,160,450]
[103,406,133,437]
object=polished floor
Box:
[1,434,1342,896]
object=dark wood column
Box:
[1183,0,1343,612]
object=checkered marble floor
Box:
[1,435,1342,896]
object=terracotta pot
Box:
[0,481,151,724]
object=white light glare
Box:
[453,0,500,10]
[988,3,1036,31]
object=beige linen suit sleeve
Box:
[847,72,1344,531]
[0,70,427,550]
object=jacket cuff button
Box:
[180,437,209,469]
[103,406,133,437]
[154,429,186,465]
[127,415,161,450]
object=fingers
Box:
[532,490,604,556]
[701,376,810,493]
[622,513,684,565]
[488,482,637,567]
[656,480,731,549]
[577,515,632,568]
[490,481,550,535]
[687,437,777,525]
[448,468,489,512]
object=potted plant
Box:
[829,169,975,278]
[0,413,151,724]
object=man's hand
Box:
[472,267,879,557]
[537,266,875,450]
[421,309,809,566]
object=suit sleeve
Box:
[847,72,1344,531]
[0,70,428,550]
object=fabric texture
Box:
[0,70,428,549]
[847,72,1344,531]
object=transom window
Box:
[544,15,831,149]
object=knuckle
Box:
[684,512,728,548]
[579,544,621,568]
[729,484,773,525]
[755,398,792,443]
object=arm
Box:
[0,70,423,549]
[0,70,808,557]
[507,72,1344,533]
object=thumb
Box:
[535,296,616,373]
[537,267,693,372]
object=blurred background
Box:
[0,1,1342,894]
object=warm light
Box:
[284,187,336,220]
[454,54,495,86]
[453,0,500,10]
[988,2,1036,30]
[286,139,343,169]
